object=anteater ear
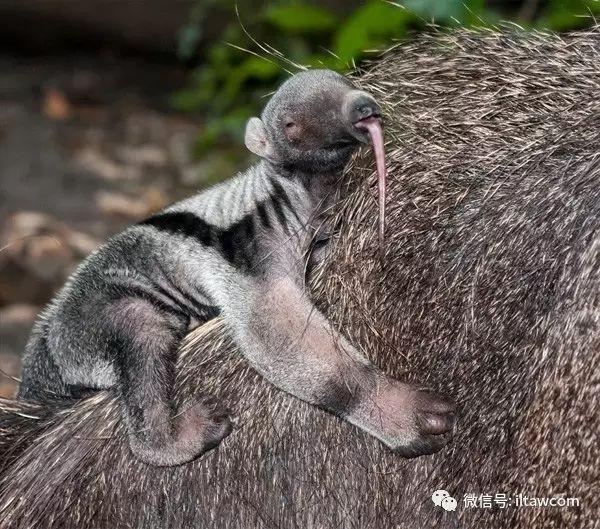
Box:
[245,117,274,159]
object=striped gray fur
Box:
[17,69,455,466]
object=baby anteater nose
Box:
[350,94,381,124]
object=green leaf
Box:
[170,87,206,113]
[403,0,468,21]
[334,2,411,63]
[303,52,346,71]
[585,0,600,14]
[240,56,282,79]
[195,106,254,154]
[264,3,337,33]
[538,0,600,31]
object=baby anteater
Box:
[17,69,455,466]
[2,28,599,529]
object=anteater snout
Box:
[347,92,380,124]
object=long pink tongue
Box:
[360,118,387,260]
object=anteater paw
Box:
[393,389,456,458]
[178,400,233,452]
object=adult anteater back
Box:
[1,28,599,529]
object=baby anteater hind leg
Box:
[109,297,232,466]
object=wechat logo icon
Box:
[432,490,458,512]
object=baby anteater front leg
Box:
[109,297,231,466]
[218,276,455,457]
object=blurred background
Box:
[1,0,599,397]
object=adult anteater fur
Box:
[1,27,599,529]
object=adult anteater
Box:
[1,28,599,529]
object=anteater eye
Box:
[285,121,295,129]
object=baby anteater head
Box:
[245,69,387,252]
